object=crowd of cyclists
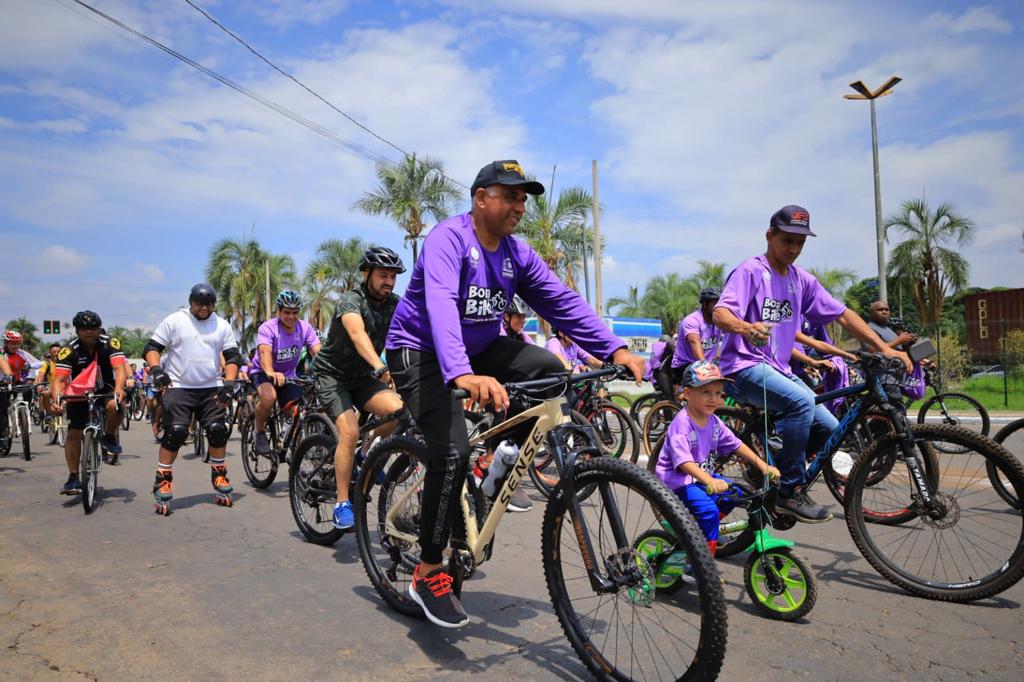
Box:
[1,157,973,638]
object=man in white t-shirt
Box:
[143,283,242,515]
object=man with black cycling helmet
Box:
[49,311,127,494]
[250,289,321,456]
[385,159,646,628]
[144,284,242,515]
[312,246,406,531]
[671,287,723,389]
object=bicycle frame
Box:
[384,372,625,593]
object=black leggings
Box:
[387,337,564,565]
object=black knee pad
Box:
[161,423,189,451]
[206,421,230,448]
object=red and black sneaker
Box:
[408,564,469,629]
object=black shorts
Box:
[161,387,226,429]
[250,372,303,407]
[315,373,390,422]
[66,402,91,430]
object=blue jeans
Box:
[674,474,737,542]
[727,362,839,495]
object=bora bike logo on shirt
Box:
[464,286,508,318]
[761,298,793,324]
[276,346,299,362]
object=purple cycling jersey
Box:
[645,340,668,380]
[715,255,846,376]
[672,309,722,368]
[249,318,319,379]
[655,411,741,489]
[545,336,594,367]
[386,212,624,383]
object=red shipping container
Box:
[963,288,1024,361]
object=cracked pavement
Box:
[1,426,1021,680]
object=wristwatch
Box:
[371,365,389,379]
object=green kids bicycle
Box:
[634,479,817,621]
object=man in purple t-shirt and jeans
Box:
[386,159,646,629]
[713,205,910,523]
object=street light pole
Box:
[846,75,901,304]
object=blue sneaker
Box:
[101,434,122,455]
[332,500,355,530]
[61,474,82,495]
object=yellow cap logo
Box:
[57,347,71,360]
[502,162,524,177]
[110,338,122,350]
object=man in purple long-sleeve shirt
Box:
[385,159,646,628]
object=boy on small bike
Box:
[654,361,779,556]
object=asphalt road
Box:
[2,422,1022,681]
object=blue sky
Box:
[2,0,1022,333]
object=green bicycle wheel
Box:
[743,547,816,621]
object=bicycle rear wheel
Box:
[121,403,131,431]
[528,411,596,499]
[354,434,487,618]
[80,433,100,514]
[990,418,1023,508]
[585,400,640,463]
[629,391,662,427]
[18,406,31,461]
[289,433,343,546]
[542,456,727,680]
[916,392,990,452]
[845,423,1024,602]
[642,400,679,457]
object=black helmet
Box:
[189,283,217,305]
[699,287,721,304]
[359,246,406,273]
[72,310,102,329]
[506,295,530,316]
[275,289,302,309]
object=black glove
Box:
[0,374,13,386]
[150,366,171,389]
[217,380,235,403]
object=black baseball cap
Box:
[470,160,545,197]
[770,205,816,236]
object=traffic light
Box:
[42,320,60,334]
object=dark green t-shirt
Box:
[312,285,399,380]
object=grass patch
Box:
[909,376,1024,413]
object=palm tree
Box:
[809,267,857,299]
[607,285,644,318]
[690,260,727,290]
[885,198,975,330]
[518,184,593,292]
[641,273,699,333]
[353,154,462,265]
[5,318,41,354]
[206,236,297,350]
[303,237,370,330]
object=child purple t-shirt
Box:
[655,411,741,490]
[250,319,319,378]
[672,309,723,368]
[386,212,623,383]
[715,255,846,376]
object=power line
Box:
[58,0,391,165]
[181,0,470,190]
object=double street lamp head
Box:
[845,75,902,100]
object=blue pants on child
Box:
[674,473,738,541]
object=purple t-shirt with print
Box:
[546,337,594,367]
[655,412,742,490]
[672,309,723,368]
[386,212,624,383]
[250,319,320,378]
[715,255,846,376]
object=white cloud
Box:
[243,0,350,28]
[37,245,90,272]
[132,261,165,282]
[923,7,1012,35]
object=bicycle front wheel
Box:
[18,406,31,461]
[991,418,1023,508]
[289,433,343,546]
[642,400,679,457]
[542,456,727,680]
[241,420,278,488]
[845,423,1024,602]
[917,392,990,452]
[585,400,640,463]
[629,391,662,427]
[80,433,100,513]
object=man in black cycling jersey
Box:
[385,159,645,628]
[50,311,127,493]
[312,247,406,531]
